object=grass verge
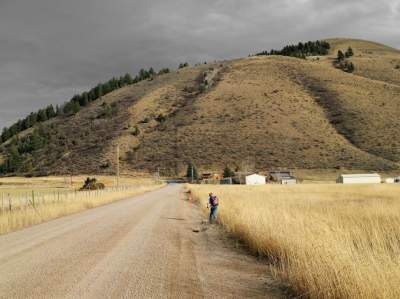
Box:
[189,184,400,299]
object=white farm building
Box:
[245,174,266,185]
[281,177,297,184]
[336,173,381,184]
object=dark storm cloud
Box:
[1,0,399,129]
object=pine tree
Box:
[337,50,345,61]
[138,69,149,80]
[37,109,48,122]
[94,84,103,99]
[158,68,170,75]
[88,90,96,102]
[23,160,33,173]
[63,100,81,114]
[30,129,44,151]
[102,82,111,94]
[102,103,113,117]
[346,62,355,73]
[223,166,235,178]
[186,162,198,182]
[80,92,89,106]
[7,145,23,172]
[56,105,63,116]
[123,73,133,85]
[72,101,81,113]
[45,105,56,118]
[1,128,10,143]
[179,62,189,69]
[345,47,354,58]
[148,67,156,77]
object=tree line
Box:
[256,40,331,58]
[0,125,50,174]
[0,62,198,175]
[1,67,172,144]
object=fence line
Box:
[0,185,139,214]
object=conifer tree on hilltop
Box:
[337,50,345,61]
[345,47,354,58]
[256,40,331,58]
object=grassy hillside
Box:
[1,38,399,176]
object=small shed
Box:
[269,171,291,181]
[281,176,297,185]
[245,174,266,185]
[201,173,221,180]
[336,173,381,184]
[220,177,233,185]
[385,178,395,184]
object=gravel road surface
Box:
[0,185,284,299]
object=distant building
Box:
[220,177,233,185]
[281,177,297,185]
[201,172,221,180]
[336,173,381,184]
[269,170,297,184]
[385,178,395,184]
[269,171,292,181]
[201,172,221,184]
[233,172,252,184]
[245,174,266,185]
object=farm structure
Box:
[220,178,233,185]
[385,176,400,184]
[281,177,297,185]
[269,171,297,184]
[201,173,221,180]
[245,174,266,185]
[336,173,381,184]
[200,172,221,184]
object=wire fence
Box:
[0,185,140,214]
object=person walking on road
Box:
[207,192,219,224]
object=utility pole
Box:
[155,167,160,184]
[116,143,120,188]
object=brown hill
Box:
[1,38,400,176]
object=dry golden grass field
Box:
[190,184,400,299]
[0,176,163,234]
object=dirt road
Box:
[0,185,284,299]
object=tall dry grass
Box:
[0,180,163,235]
[190,184,400,299]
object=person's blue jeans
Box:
[209,205,219,223]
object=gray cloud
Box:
[1,0,399,129]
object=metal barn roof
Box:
[246,174,266,177]
[339,173,380,178]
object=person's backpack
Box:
[211,195,219,206]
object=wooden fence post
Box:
[8,194,12,212]
[32,190,35,208]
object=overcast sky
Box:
[0,0,399,130]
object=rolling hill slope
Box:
[1,38,399,176]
